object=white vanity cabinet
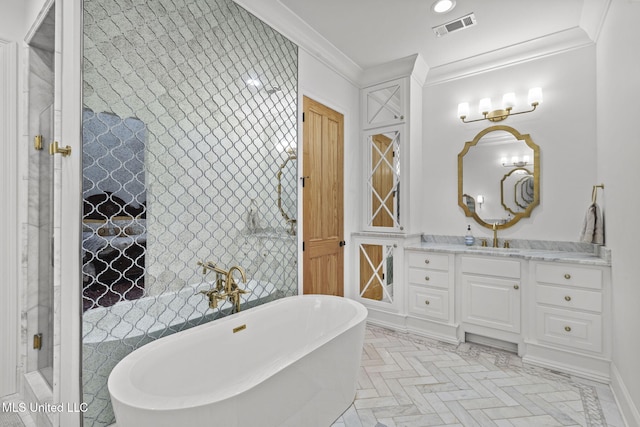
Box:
[459,256,523,348]
[524,261,611,382]
[405,250,457,343]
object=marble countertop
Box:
[405,242,611,266]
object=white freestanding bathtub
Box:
[108,295,368,427]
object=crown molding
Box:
[425,26,594,86]
[361,54,429,88]
[233,0,363,85]
[579,0,612,43]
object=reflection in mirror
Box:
[458,125,540,230]
[277,149,297,235]
[462,194,476,213]
[367,130,400,229]
[366,82,402,125]
[359,243,394,303]
[501,168,534,215]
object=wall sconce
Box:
[477,195,484,208]
[458,87,543,123]
[501,155,530,168]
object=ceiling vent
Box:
[432,13,477,37]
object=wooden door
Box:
[302,97,344,295]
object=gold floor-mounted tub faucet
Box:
[197,261,248,313]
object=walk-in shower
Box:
[81,0,298,424]
[26,2,56,389]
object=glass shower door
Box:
[37,104,55,386]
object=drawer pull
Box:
[425,276,430,281]
[513,284,519,290]
[424,259,430,264]
[425,300,430,305]
[564,326,572,332]
[564,295,572,302]
[564,273,571,280]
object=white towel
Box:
[579,202,604,245]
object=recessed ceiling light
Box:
[432,0,456,14]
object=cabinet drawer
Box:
[407,251,449,271]
[535,263,602,290]
[407,268,449,289]
[536,306,602,353]
[408,286,449,321]
[536,284,602,313]
[461,256,520,278]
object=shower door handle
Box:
[49,141,72,157]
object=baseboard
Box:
[610,363,640,427]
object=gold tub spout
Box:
[197,261,248,313]
[226,266,248,313]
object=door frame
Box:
[297,89,347,296]
[57,0,83,425]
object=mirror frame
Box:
[277,149,297,229]
[457,125,540,230]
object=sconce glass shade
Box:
[523,155,530,163]
[479,98,492,114]
[528,87,543,105]
[501,157,508,165]
[457,102,470,118]
[502,92,516,109]
[477,195,484,204]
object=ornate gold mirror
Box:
[458,125,540,230]
[277,149,297,234]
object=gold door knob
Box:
[564,296,572,301]
[424,276,430,281]
[564,273,571,280]
[564,326,572,332]
[425,300,430,305]
[424,259,430,264]
[513,284,519,290]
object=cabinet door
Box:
[357,241,396,304]
[364,127,402,231]
[363,79,405,128]
[461,274,521,333]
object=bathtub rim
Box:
[82,279,276,344]
[108,295,368,411]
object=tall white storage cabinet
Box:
[351,56,429,328]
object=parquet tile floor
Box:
[332,325,626,427]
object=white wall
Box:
[597,0,640,424]
[298,49,361,296]
[422,46,598,242]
